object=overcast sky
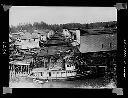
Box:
[9,6,117,26]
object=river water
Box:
[9,76,116,88]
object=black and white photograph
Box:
[9,6,117,88]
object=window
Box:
[49,72,51,76]
[110,43,112,48]
[40,72,42,76]
[102,44,104,48]
[74,34,77,40]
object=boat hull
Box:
[28,70,77,80]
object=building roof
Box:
[9,58,33,65]
[34,30,47,35]
[32,68,48,72]
[9,60,30,65]
[21,33,32,39]
[37,49,48,56]
[19,42,40,49]
[11,34,21,40]
[37,46,73,57]
[31,33,40,39]
[20,32,39,39]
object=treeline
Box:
[10,21,117,33]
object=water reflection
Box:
[37,77,114,88]
[10,76,116,88]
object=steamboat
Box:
[28,29,80,80]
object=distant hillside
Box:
[10,21,117,33]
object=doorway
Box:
[49,72,51,77]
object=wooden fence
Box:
[9,63,31,80]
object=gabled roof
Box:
[11,34,21,40]
[31,33,40,39]
[21,33,32,40]
[34,30,46,34]
[9,60,30,65]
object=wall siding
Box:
[79,33,117,53]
